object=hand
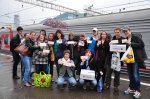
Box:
[109,41,114,45]
[100,71,103,75]
[74,42,77,45]
[125,41,131,45]
[65,42,69,46]
[81,58,86,62]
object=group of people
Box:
[10,26,147,99]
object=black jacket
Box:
[25,39,40,57]
[10,34,21,52]
[66,39,79,60]
[80,57,96,71]
[129,34,148,63]
[94,40,110,71]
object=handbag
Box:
[33,71,52,87]
[121,46,135,63]
[14,44,29,55]
[111,52,121,71]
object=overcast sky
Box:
[0,0,149,26]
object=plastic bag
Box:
[97,78,103,92]
[34,71,51,87]
[111,52,121,71]
[121,46,135,63]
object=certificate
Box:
[43,50,50,53]
[39,43,46,47]
[78,42,84,46]
[48,41,54,45]
[80,56,88,60]
[87,40,92,44]
[57,40,62,44]
[110,44,126,52]
[67,41,75,44]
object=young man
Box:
[11,26,24,79]
[87,28,98,54]
[57,50,77,88]
[122,26,147,99]
[105,27,125,91]
[79,49,97,90]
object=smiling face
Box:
[114,29,121,38]
[123,30,131,37]
[64,53,70,60]
[25,33,30,40]
[39,35,45,41]
[30,32,36,40]
[92,30,97,36]
[57,32,62,39]
[48,34,54,40]
[101,32,107,39]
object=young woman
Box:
[79,49,97,90]
[66,33,80,74]
[54,29,66,76]
[77,33,88,56]
[20,33,40,87]
[95,31,110,88]
[57,50,77,88]
[32,34,49,74]
[47,33,55,79]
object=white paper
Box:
[67,41,75,44]
[80,69,95,80]
[48,41,54,45]
[111,53,121,71]
[110,44,126,52]
[57,40,62,44]
[87,40,92,44]
[43,50,50,53]
[78,42,84,46]
[80,56,88,60]
[122,39,128,43]
[39,43,46,47]
[111,40,119,44]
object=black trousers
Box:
[49,61,54,77]
[12,52,21,77]
[105,67,120,87]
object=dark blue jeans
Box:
[127,62,140,91]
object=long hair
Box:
[99,31,110,42]
[54,29,64,40]
[48,33,55,41]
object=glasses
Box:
[122,30,127,33]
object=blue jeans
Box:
[57,76,77,87]
[35,64,49,74]
[79,78,97,86]
[20,55,31,84]
[127,62,140,91]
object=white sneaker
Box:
[133,91,141,99]
[124,88,135,94]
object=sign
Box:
[80,69,95,80]
[110,44,126,52]
[48,41,54,45]
[67,41,75,44]
[39,43,46,47]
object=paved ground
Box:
[0,53,150,99]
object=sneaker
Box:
[124,88,135,94]
[133,91,141,99]
[24,83,31,87]
[13,76,20,79]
